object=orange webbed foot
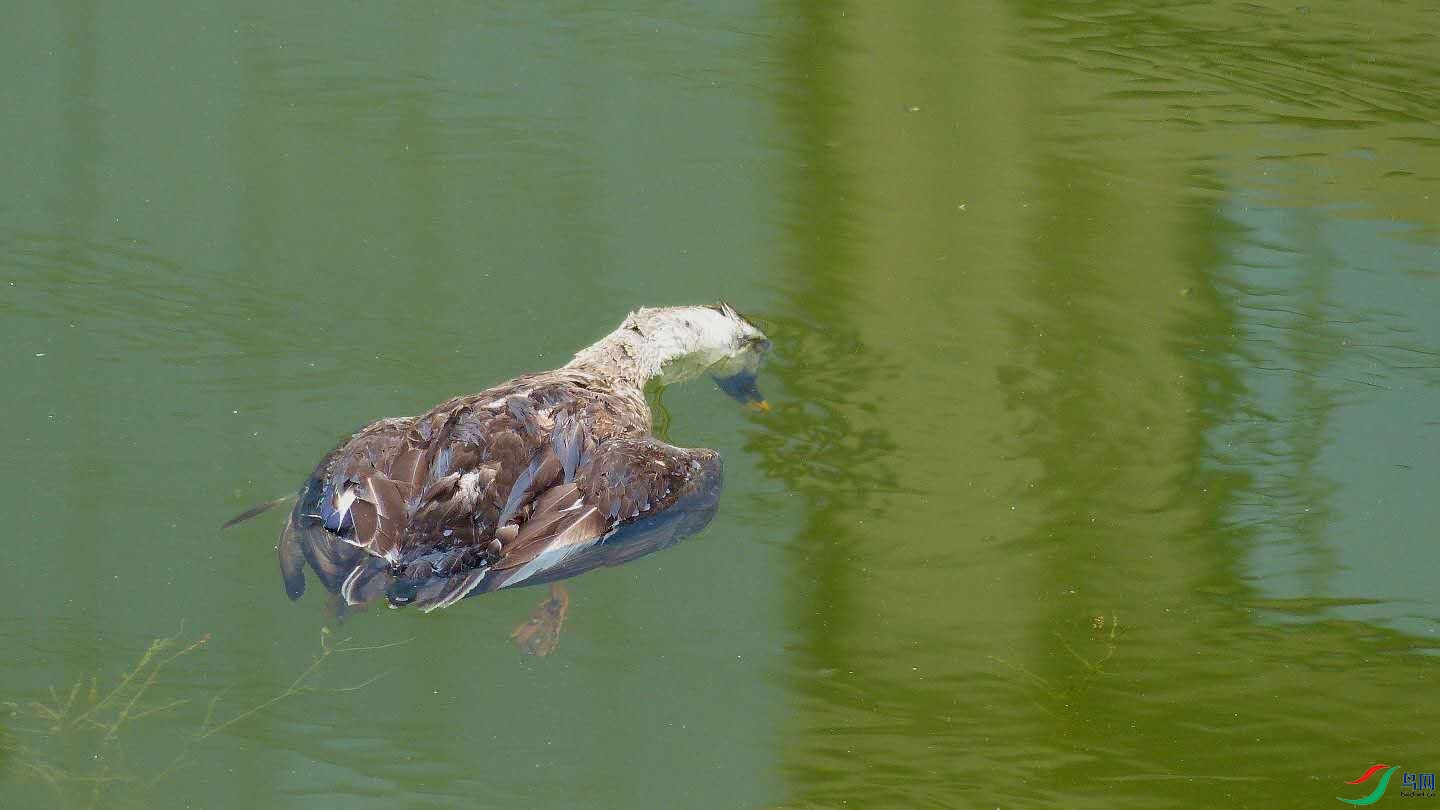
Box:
[509,583,570,656]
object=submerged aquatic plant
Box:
[2,625,405,809]
[990,614,1125,720]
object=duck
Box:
[274,303,771,654]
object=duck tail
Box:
[220,494,295,529]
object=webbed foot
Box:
[509,583,569,656]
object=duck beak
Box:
[713,370,769,412]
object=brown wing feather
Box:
[488,437,712,576]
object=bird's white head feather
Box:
[568,303,770,387]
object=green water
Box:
[3,2,1438,807]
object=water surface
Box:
[3,1,1438,807]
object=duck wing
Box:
[475,436,722,595]
[359,434,720,612]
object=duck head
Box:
[589,303,772,409]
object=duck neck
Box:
[564,326,671,393]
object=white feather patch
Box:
[334,488,356,520]
[340,565,367,606]
[499,544,583,589]
[458,471,482,502]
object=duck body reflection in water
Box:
[271,304,770,655]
